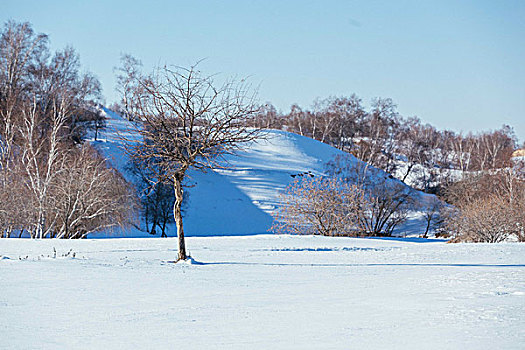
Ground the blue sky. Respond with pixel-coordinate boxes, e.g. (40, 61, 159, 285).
(3, 0, 525, 142)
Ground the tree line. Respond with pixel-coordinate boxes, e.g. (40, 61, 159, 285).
(260, 98, 523, 242)
(251, 97, 520, 192)
(0, 21, 134, 238)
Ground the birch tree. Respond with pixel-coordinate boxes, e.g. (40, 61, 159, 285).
(0, 21, 128, 239)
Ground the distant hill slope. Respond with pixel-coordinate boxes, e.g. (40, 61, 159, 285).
(90, 108, 435, 237)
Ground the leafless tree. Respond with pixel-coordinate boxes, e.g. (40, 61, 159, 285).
(328, 94, 366, 151)
(0, 21, 129, 239)
(52, 145, 135, 238)
(326, 154, 414, 236)
(310, 98, 339, 144)
(272, 176, 366, 236)
(250, 102, 282, 129)
(126, 157, 177, 237)
(352, 98, 400, 173)
(15, 43, 100, 237)
(286, 104, 307, 136)
(0, 166, 33, 237)
(449, 132, 475, 173)
(447, 195, 522, 243)
(420, 196, 445, 238)
(449, 126, 516, 173)
(17, 96, 68, 238)
(397, 117, 434, 183)
(90, 107, 107, 141)
(358, 179, 413, 236)
(444, 169, 525, 242)
(117, 57, 262, 261)
(0, 21, 48, 186)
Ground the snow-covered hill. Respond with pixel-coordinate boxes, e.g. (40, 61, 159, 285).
(91, 108, 435, 237)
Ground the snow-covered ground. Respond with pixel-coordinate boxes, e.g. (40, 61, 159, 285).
(1, 235, 524, 349)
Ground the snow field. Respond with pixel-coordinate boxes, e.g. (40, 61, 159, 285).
(1, 235, 524, 349)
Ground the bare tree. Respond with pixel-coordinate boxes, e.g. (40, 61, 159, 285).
(0, 166, 33, 237)
(90, 107, 107, 141)
(447, 195, 522, 243)
(328, 94, 366, 151)
(0, 21, 48, 187)
(444, 169, 525, 242)
(310, 98, 338, 144)
(420, 196, 444, 238)
(358, 179, 413, 236)
(16, 44, 100, 237)
(117, 57, 262, 261)
(352, 97, 400, 173)
(126, 157, 178, 237)
(449, 132, 475, 173)
(250, 102, 282, 129)
(272, 176, 366, 236)
(326, 154, 414, 236)
(52, 145, 135, 238)
(397, 117, 434, 183)
(286, 104, 307, 136)
(17, 96, 68, 238)
(0, 20, 126, 239)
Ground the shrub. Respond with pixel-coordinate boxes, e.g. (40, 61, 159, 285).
(272, 176, 366, 236)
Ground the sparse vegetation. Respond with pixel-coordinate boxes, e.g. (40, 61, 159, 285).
(272, 176, 366, 236)
(444, 170, 525, 242)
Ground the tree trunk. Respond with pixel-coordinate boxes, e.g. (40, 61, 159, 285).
(161, 222, 167, 238)
(173, 173, 187, 261)
(36, 209, 45, 239)
(401, 163, 414, 183)
(423, 218, 431, 238)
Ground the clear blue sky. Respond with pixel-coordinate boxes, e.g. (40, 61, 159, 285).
(3, 0, 525, 142)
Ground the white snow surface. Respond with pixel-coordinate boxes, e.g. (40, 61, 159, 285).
(1, 235, 524, 349)
(90, 108, 434, 237)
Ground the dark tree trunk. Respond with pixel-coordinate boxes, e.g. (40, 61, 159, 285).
(423, 218, 431, 238)
(173, 173, 187, 261)
(160, 212, 167, 237)
(401, 163, 414, 183)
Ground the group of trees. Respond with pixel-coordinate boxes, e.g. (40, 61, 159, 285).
(265, 97, 522, 241)
(0, 21, 133, 238)
(443, 167, 524, 243)
(252, 98, 519, 194)
(126, 157, 176, 237)
(272, 176, 366, 236)
(2, 20, 522, 251)
(0, 20, 263, 261)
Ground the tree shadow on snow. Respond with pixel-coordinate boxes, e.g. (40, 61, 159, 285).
(254, 247, 393, 252)
(191, 261, 525, 268)
(359, 236, 449, 243)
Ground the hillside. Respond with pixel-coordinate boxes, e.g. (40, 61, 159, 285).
(91, 108, 435, 238)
